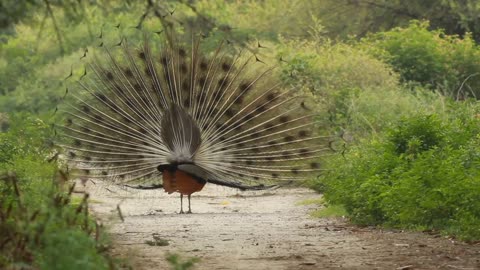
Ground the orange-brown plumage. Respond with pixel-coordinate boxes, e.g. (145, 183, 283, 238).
(161, 169, 206, 213)
(162, 170, 205, 195)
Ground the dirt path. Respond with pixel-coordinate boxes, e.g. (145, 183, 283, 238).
(84, 182, 480, 270)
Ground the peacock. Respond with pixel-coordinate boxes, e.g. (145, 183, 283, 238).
(57, 27, 330, 213)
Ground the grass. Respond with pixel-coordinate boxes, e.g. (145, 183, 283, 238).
(310, 205, 348, 218)
(296, 197, 325, 206)
(297, 197, 347, 218)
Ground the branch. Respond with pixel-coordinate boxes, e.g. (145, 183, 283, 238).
(34, 9, 49, 52)
(43, 0, 65, 55)
(177, 0, 258, 54)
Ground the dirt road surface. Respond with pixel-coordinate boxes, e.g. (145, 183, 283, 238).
(84, 182, 480, 270)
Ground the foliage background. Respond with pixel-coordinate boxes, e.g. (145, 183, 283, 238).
(1, 0, 480, 268)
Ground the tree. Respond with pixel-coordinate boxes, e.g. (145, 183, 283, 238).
(314, 0, 480, 42)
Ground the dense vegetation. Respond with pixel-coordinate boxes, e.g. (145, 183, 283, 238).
(315, 108, 480, 240)
(0, 115, 123, 269)
(1, 0, 480, 268)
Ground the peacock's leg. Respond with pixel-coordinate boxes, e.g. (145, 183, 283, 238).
(179, 194, 185, 214)
(187, 194, 192, 214)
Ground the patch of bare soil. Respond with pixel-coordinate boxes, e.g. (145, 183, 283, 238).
(84, 182, 480, 270)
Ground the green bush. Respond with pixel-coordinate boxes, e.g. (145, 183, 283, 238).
(388, 114, 445, 155)
(0, 114, 118, 269)
(278, 38, 399, 93)
(362, 20, 480, 99)
(275, 38, 411, 137)
(338, 86, 443, 139)
(313, 103, 480, 241)
(276, 37, 449, 139)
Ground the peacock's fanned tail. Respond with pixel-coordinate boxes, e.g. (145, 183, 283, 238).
(57, 31, 330, 188)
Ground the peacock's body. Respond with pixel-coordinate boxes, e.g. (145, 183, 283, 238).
(58, 29, 329, 213)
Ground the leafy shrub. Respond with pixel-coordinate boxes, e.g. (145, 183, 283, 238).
(275, 38, 411, 137)
(339, 86, 443, 139)
(362, 20, 480, 99)
(388, 114, 445, 155)
(313, 103, 480, 241)
(278, 38, 399, 94)
(0, 114, 119, 269)
(275, 37, 449, 139)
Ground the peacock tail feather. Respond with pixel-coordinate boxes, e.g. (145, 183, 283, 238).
(56, 27, 331, 189)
